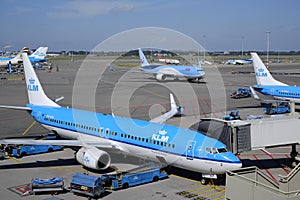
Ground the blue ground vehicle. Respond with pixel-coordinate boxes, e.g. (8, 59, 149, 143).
(263, 102, 291, 115)
(11, 144, 62, 158)
(31, 177, 64, 194)
(102, 163, 168, 190)
(70, 173, 105, 199)
(5, 134, 63, 158)
(223, 110, 241, 120)
(230, 88, 251, 99)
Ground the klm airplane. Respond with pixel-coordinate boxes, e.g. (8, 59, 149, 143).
(138, 48, 205, 82)
(0, 47, 28, 67)
(29, 47, 48, 63)
(251, 53, 300, 103)
(0, 47, 48, 67)
(0, 53, 241, 183)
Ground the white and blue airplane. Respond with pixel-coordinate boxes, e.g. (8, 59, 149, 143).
(0, 47, 48, 67)
(0, 47, 29, 67)
(0, 53, 241, 182)
(29, 47, 48, 63)
(225, 59, 252, 65)
(251, 52, 300, 104)
(138, 48, 205, 82)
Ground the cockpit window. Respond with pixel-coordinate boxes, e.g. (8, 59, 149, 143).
(217, 148, 228, 153)
(206, 147, 227, 154)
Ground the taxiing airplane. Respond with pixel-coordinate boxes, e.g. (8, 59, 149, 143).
(226, 59, 252, 65)
(29, 47, 48, 63)
(251, 52, 300, 103)
(139, 48, 205, 82)
(157, 53, 180, 65)
(0, 47, 29, 67)
(0, 53, 241, 182)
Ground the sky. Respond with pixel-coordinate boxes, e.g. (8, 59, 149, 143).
(0, 0, 300, 52)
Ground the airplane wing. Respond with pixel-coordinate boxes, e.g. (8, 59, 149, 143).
(150, 93, 178, 124)
(0, 138, 129, 151)
(0, 105, 32, 111)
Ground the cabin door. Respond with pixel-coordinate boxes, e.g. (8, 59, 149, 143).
(186, 140, 196, 160)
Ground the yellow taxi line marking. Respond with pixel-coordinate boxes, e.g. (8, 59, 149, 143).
(169, 174, 200, 183)
(187, 184, 211, 192)
(22, 121, 37, 136)
(204, 190, 225, 198)
(196, 187, 216, 195)
(7, 155, 24, 164)
(214, 195, 225, 200)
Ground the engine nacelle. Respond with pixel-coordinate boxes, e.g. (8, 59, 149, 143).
(76, 147, 111, 170)
(156, 73, 166, 81)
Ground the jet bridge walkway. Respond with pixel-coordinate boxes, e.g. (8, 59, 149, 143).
(226, 162, 300, 200)
(192, 114, 300, 155)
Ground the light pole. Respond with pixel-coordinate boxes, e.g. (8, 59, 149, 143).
(241, 36, 244, 58)
(266, 31, 271, 64)
(203, 35, 206, 61)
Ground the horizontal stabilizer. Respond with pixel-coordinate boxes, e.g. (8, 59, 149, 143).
(0, 105, 31, 111)
(249, 86, 261, 100)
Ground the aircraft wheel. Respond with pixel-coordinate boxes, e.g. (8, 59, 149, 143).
(200, 178, 208, 185)
(122, 182, 129, 189)
(153, 176, 159, 182)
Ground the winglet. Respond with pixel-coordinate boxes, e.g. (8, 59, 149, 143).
(150, 93, 178, 124)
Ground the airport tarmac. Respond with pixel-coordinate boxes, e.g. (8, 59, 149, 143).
(0, 56, 300, 199)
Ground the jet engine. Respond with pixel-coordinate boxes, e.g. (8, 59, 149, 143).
(156, 73, 166, 81)
(76, 147, 111, 170)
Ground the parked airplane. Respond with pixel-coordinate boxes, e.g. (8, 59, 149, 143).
(139, 48, 205, 82)
(225, 59, 252, 65)
(0, 47, 29, 67)
(250, 52, 300, 103)
(157, 53, 180, 65)
(29, 47, 48, 63)
(0, 53, 241, 183)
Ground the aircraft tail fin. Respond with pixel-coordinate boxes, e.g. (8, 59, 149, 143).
(251, 53, 287, 86)
(22, 53, 60, 107)
(29, 47, 48, 59)
(10, 47, 29, 63)
(138, 48, 150, 67)
(157, 53, 162, 60)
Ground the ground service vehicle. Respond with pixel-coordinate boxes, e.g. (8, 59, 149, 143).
(11, 144, 62, 158)
(223, 110, 241, 121)
(263, 102, 291, 115)
(102, 163, 168, 190)
(70, 173, 105, 199)
(230, 88, 251, 99)
(30, 177, 64, 194)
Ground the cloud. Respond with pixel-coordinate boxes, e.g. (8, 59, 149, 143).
(47, 0, 136, 19)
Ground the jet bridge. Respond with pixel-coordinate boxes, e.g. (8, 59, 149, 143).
(190, 114, 300, 155)
(190, 118, 251, 154)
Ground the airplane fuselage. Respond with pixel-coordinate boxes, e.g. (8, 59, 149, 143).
(28, 104, 241, 174)
(253, 84, 300, 103)
(142, 65, 205, 79)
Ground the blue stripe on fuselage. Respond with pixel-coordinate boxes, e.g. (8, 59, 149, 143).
(27, 104, 240, 164)
(142, 65, 201, 76)
(253, 85, 300, 99)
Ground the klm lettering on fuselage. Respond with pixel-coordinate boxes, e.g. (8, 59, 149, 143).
(27, 78, 39, 91)
(152, 130, 169, 143)
(256, 68, 267, 77)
